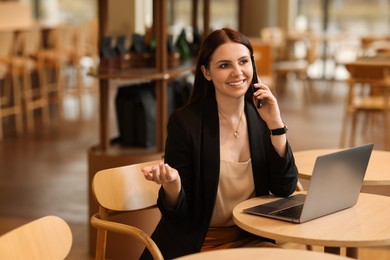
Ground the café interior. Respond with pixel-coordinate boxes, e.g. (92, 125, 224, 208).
(0, 0, 390, 259)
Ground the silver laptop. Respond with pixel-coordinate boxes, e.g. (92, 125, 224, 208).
(243, 143, 374, 223)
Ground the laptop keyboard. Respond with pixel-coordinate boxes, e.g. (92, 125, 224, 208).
(271, 204, 304, 218)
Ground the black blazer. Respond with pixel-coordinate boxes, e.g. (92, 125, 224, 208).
(141, 95, 298, 259)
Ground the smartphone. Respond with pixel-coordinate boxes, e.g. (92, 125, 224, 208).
(251, 56, 264, 108)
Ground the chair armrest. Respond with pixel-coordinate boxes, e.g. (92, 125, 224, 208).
(90, 213, 163, 260)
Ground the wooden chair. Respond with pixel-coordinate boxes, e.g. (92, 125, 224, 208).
(0, 215, 72, 260)
(269, 31, 318, 101)
(66, 21, 99, 116)
(260, 27, 286, 62)
(360, 35, 390, 57)
(0, 31, 24, 138)
(90, 160, 163, 260)
(0, 61, 23, 140)
(341, 61, 390, 149)
(249, 38, 274, 90)
(37, 24, 76, 119)
(13, 25, 50, 131)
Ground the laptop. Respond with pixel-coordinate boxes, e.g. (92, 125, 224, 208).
(243, 143, 374, 223)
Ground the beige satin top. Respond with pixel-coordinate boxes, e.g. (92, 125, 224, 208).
(210, 159, 255, 227)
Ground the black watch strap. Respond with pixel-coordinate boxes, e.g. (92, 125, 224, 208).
(270, 125, 288, 135)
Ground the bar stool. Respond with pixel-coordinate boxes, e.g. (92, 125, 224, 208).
(66, 21, 98, 117)
(37, 24, 76, 119)
(13, 25, 50, 131)
(0, 31, 24, 139)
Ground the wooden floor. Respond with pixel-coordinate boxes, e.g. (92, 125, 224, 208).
(0, 75, 389, 259)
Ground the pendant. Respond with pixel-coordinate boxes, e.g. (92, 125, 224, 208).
(233, 131, 239, 138)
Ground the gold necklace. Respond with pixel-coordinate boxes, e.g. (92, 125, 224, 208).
(218, 108, 245, 138)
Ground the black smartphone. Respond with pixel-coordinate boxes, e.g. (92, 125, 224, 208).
(251, 55, 264, 108)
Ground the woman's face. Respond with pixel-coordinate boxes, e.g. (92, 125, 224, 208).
(201, 42, 253, 100)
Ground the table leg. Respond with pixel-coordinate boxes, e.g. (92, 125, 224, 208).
(324, 246, 340, 255)
(346, 247, 358, 259)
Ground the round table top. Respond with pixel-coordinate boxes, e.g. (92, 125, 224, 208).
(175, 248, 351, 260)
(294, 149, 390, 185)
(233, 192, 390, 248)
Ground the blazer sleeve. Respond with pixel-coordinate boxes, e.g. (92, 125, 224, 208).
(266, 140, 298, 197)
(156, 109, 195, 224)
(247, 101, 298, 198)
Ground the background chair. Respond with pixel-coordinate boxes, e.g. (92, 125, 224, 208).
(262, 28, 318, 101)
(248, 38, 274, 90)
(13, 25, 50, 131)
(37, 24, 74, 120)
(90, 160, 163, 260)
(0, 31, 26, 137)
(0, 215, 72, 260)
(260, 27, 286, 62)
(0, 58, 23, 140)
(65, 21, 99, 118)
(341, 62, 390, 149)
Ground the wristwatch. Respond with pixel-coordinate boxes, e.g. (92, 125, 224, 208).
(270, 125, 288, 135)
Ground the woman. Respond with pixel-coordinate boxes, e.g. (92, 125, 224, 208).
(141, 28, 298, 259)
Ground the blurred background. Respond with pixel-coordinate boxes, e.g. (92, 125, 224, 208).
(1, 0, 390, 259)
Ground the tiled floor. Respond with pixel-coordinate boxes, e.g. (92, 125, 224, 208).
(0, 71, 389, 259)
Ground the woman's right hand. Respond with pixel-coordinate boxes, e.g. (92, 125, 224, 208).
(142, 162, 181, 207)
(142, 162, 180, 185)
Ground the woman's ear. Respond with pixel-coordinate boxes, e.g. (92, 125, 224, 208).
(201, 65, 211, 81)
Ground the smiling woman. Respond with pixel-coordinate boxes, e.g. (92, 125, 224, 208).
(139, 28, 298, 259)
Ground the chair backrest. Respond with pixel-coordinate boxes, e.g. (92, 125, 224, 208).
(260, 27, 285, 61)
(345, 61, 390, 94)
(344, 61, 390, 113)
(250, 39, 273, 78)
(92, 160, 162, 211)
(260, 27, 285, 50)
(0, 215, 72, 260)
(346, 62, 390, 81)
(14, 24, 43, 57)
(47, 24, 75, 52)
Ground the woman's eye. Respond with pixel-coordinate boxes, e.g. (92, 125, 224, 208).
(239, 59, 249, 65)
(219, 63, 230, 68)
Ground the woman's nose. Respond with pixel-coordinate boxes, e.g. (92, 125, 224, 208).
(230, 65, 243, 77)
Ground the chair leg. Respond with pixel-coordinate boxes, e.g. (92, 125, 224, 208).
(95, 228, 107, 260)
(301, 77, 312, 104)
(38, 66, 50, 126)
(340, 111, 350, 148)
(22, 70, 35, 132)
(384, 110, 389, 150)
(75, 62, 85, 118)
(10, 75, 24, 135)
(2, 74, 24, 137)
(55, 65, 65, 119)
(350, 112, 358, 147)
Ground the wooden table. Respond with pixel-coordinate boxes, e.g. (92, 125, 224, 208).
(233, 192, 390, 259)
(175, 248, 351, 260)
(294, 149, 390, 186)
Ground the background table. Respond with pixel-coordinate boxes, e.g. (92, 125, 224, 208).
(233, 192, 390, 259)
(176, 248, 351, 260)
(294, 149, 390, 186)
